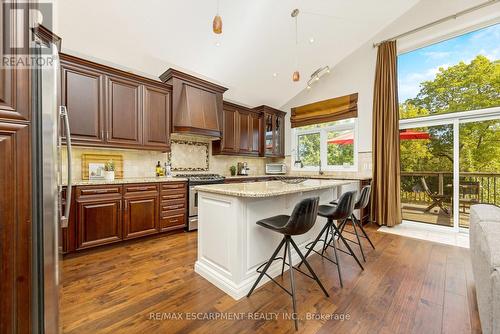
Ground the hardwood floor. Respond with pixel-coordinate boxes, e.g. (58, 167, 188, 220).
(61, 225, 480, 334)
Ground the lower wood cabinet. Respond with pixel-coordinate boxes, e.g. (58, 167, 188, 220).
(76, 197, 123, 250)
(64, 181, 187, 254)
(123, 184, 159, 239)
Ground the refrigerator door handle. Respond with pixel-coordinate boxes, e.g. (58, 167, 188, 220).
(60, 106, 72, 228)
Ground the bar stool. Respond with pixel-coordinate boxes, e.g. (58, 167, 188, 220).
(247, 197, 329, 331)
(333, 185, 375, 262)
(298, 191, 363, 288)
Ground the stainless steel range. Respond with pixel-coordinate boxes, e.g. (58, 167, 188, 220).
(175, 174, 225, 231)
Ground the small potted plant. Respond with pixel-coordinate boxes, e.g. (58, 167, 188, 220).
(229, 165, 237, 176)
(104, 160, 115, 181)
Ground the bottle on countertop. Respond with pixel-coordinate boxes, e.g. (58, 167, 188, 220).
(155, 161, 162, 177)
(164, 162, 172, 177)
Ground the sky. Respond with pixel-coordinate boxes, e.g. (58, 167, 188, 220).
(398, 23, 500, 103)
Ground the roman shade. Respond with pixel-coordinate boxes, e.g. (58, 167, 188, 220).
(290, 93, 358, 128)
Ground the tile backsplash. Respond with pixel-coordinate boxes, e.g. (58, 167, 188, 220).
(62, 135, 372, 182)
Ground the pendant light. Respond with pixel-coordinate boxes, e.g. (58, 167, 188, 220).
(213, 0, 222, 34)
(291, 9, 300, 82)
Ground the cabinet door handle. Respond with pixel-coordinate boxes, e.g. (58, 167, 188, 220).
(124, 200, 128, 211)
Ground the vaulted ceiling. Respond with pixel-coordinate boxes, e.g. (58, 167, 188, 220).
(56, 0, 419, 108)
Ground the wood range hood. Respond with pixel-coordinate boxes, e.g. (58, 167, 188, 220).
(160, 69, 228, 138)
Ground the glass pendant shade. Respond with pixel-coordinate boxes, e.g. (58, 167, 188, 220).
(292, 71, 300, 82)
(213, 15, 222, 34)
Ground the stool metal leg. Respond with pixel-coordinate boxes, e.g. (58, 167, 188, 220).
(286, 237, 298, 331)
(281, 240, 288, 276)
(297, 221, 330, 268)
(247, 238, 286, 297)
(329, 229, 343, 287)
(321, 224, 330, 256)
(351, 218, 366, 262)
(289, 237, 329, 297)
(331, 221, 364, 271)
(353, 214, 376, 250)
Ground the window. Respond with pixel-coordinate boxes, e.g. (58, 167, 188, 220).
(397, 23, 500, 230)
(293, 118, 357, 171)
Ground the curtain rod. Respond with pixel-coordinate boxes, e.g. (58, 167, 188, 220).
(373, 0, 500, 48)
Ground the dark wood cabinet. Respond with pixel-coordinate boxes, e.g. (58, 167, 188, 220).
(160, 69, 227, 137)
(60, 61, 105, 144)
(63, 181, 187, 253)
(59, 53, 172, 152)
(219, 102, 239, 153)
(1, 4, 35, 332)
(255, 105, 286, 158)
(159, 182, 187, 231)
(75, 185, 123, 250)
(249, 111, 262, 155)
(212, 101, 263, 156)
(106, 76, 142, 146)
(123, 184, 159, 239)
(143, 85, 171, 150)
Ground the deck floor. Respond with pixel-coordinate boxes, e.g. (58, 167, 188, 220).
(61, 225, 480, 334)
(402, 202, 471, 228)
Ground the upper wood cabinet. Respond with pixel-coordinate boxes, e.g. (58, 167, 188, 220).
(59, 53, 172, 151)
(143, 85, 171, 150)
(212, 101, 262, 156)
(255, 105, 286, 158)
(249, 111, 262, 155)
(160, 69, 227, 137)
(60, 61, 105, 144)
(106, 76, 142, 146)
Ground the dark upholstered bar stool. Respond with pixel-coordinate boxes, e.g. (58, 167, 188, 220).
(332, 185, 375, 262)
(298, 191, 363, 288)
(247, 197, 329, 331)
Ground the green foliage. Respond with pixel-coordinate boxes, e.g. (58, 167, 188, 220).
(400, 55, 500, 175)
(408, 55, 500, 114)
(298, 133, 320, 166)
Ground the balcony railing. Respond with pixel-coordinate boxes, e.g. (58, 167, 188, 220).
(401, 171, 500, 207)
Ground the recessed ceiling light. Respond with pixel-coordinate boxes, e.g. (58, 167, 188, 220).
(215, 41, 221, 47)
(272, 73, 278, 78)
(309, 37, 315, 44)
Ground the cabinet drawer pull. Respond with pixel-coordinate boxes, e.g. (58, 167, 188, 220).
(163, 194, 184, 199)
(162, 184, 183, 189)
(164, 204, 184, 210)
(129, 186, 154, 191)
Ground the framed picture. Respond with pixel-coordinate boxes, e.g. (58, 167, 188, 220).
(88, 162, 105, 180)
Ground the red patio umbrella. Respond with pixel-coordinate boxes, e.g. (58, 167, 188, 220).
(327, 130, 430, 145)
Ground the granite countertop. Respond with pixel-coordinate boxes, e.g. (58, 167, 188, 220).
(223, 174, 372, 181)
(64, 177, 188, 186)
(195, 179, 353, 198)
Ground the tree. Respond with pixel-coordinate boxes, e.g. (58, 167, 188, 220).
(401, 55, 500, 174)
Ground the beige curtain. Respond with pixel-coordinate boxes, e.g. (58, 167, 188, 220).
(371, 41, 402, 227)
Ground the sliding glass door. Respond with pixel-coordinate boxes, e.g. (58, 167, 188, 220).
(458, 118, 500, 228)
(400, 123, 454, 227)
(400, 111, 500, 230)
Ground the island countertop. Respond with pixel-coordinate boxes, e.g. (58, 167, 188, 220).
(195, 179, 353, 198)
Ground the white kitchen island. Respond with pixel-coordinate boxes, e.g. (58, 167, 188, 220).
(194, 179, 354, 300)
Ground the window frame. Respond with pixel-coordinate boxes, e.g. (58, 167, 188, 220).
(291, 118, 358, 172)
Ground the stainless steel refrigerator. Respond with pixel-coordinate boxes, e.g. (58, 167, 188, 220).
(32, 27, 72, 333)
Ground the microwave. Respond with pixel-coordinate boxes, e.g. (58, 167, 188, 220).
(266, 163, 287, 175)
